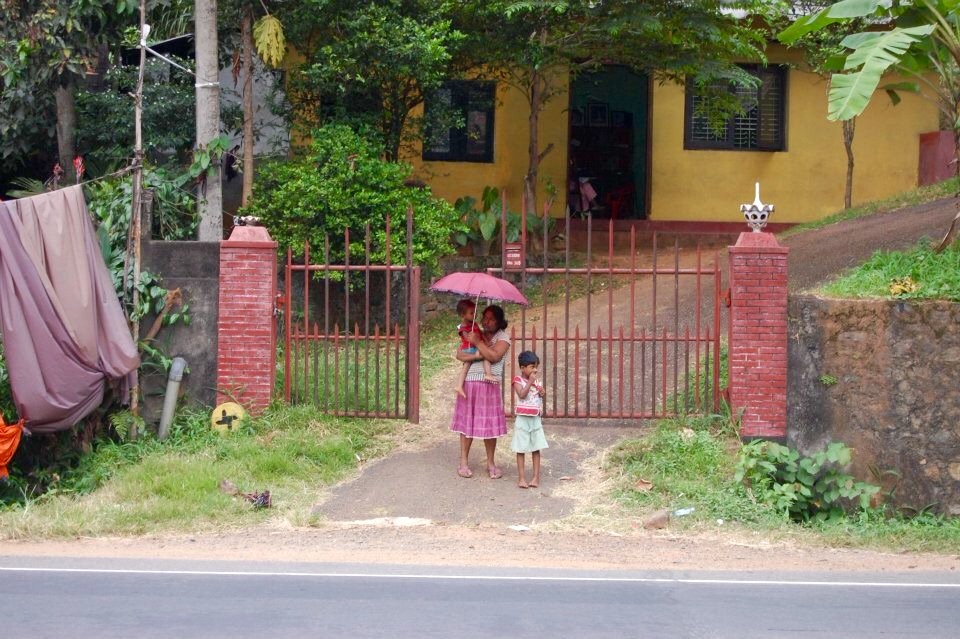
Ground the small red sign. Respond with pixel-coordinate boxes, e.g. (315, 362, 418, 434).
(504, 242, 524, 270)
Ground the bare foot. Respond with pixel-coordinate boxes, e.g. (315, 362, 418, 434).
(517, 481, 529, 489)
(529, 478, 539, 488)
(483, 374, 498, 383)
(456, 386, 467, 399)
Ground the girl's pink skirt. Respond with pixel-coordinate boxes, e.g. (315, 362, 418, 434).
(450, 381, 506, 439)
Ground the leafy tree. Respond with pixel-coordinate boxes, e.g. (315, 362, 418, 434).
(0, 0, 138, 182)
(241, 124, 461, 275)
(76, 58, 199, 172)
(452, 0, 768, 214)
(780, 0, 960, 248)
(770, 1, 866, 209)
(275, 0, 465, 161)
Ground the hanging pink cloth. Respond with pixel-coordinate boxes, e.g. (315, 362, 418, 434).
(0, 185, 139, 433)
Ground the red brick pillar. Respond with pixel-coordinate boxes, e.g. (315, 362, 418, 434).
(728, 232, 789, 438)
(216, 225, 277, 413)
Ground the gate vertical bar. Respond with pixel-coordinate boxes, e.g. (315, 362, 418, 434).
(364, 224, 372, 413)
(541, 199, 550, 371)
(551, 325, 558, 415)
(585, 214, 592, 413)
(302, 241, 311, 403)
(573, 324, 581, 417)
(384, 216, 392, 415)
(323, 237, 331, 412)
(607, 219, 614, 414)
(713, 252, 722, 412)
(343, 229, 351, 413)
(661, 327, 668, 417)
(311, 320, 318, 404)
(406, 206, 420, 423)
(333, 324, 340, 413)
(394, 322, 401, 415)
(629, 226, 636, 416)
(284, 247, 292, 402)
(695, 242, 702, 409)
(673, 237, 680, 414)
(640, 328, 646, 415)
(563, 212, 571, 416)
(595, 327, 602, 415)
(650, 232, 658, 414)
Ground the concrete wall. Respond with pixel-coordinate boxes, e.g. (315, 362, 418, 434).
(788, 296, 960, 515)
(141, 234, 220, 423)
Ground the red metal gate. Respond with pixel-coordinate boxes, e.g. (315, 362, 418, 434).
(282, 212, 420, 422)
(495, 215, 723, 420)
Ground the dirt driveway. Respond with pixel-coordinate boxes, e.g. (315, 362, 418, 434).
(5, 198, 959, 571)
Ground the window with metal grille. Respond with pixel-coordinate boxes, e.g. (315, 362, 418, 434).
(423, 81, 495, 162)
(684, 65, 786, 151)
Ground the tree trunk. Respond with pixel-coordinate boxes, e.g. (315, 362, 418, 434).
(524, 68, 542, 218)
(842, 118, 855, 210)
(933, 124, 960, 253)
(241, 7, 254, 206)
(55, 81, 77, 183)
(195, 0, 223, 240)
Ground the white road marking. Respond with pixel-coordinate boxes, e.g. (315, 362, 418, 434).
(1, 565, 958, 588)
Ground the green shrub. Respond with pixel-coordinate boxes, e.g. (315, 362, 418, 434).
(76, 58, 240, 172)
(735, 440, 880, 522)
(243, 124, 460, 275)
(453, 186, 501, 247)
(821, 241, 960, 301)
(85, 168, 195, 322)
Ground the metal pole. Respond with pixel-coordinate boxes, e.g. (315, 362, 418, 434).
(127, 0, 147, 437)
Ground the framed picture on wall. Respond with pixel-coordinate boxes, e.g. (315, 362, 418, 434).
(570, 107, 584, 126)
(587, 102, 608, 127)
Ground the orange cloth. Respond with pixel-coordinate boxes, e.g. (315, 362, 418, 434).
(0, 414, 24, 480)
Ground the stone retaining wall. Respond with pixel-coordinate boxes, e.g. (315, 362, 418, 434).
(787, 296, 960, 515)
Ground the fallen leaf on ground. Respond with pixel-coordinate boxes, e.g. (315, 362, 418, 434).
(634, 478, 654, 491)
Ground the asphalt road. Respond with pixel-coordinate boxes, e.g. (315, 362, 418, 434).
(3, 557, 959, 638)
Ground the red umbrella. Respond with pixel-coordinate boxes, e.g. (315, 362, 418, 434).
(430, 271, 529, 306)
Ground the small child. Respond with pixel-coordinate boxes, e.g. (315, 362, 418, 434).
(455, 299, 496, 398)
(511, 350, 549, 488)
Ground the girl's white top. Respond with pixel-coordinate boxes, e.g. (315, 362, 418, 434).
(513, 375, 543, 413)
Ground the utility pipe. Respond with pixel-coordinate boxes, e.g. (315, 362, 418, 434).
(158, 357, 187, 440)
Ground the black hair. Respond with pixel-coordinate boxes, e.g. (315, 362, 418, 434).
(455, 299, 475, 315)
(483, 305, 508, 331)
(518, 350, 539, 366)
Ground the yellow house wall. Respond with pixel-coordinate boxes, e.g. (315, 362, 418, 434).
(650, 57, 940, 223)
(404, 74, 570, 216)
(404, 52, 940, 224)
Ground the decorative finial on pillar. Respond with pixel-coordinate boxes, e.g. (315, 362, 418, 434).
(740, 182, 774, 232)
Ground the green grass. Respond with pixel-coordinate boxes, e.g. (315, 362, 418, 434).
(821, 241, 960, 302)
(778, 176, 960, 239)
(0, 404, 396, 538)
(607, 411, 960, 553)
